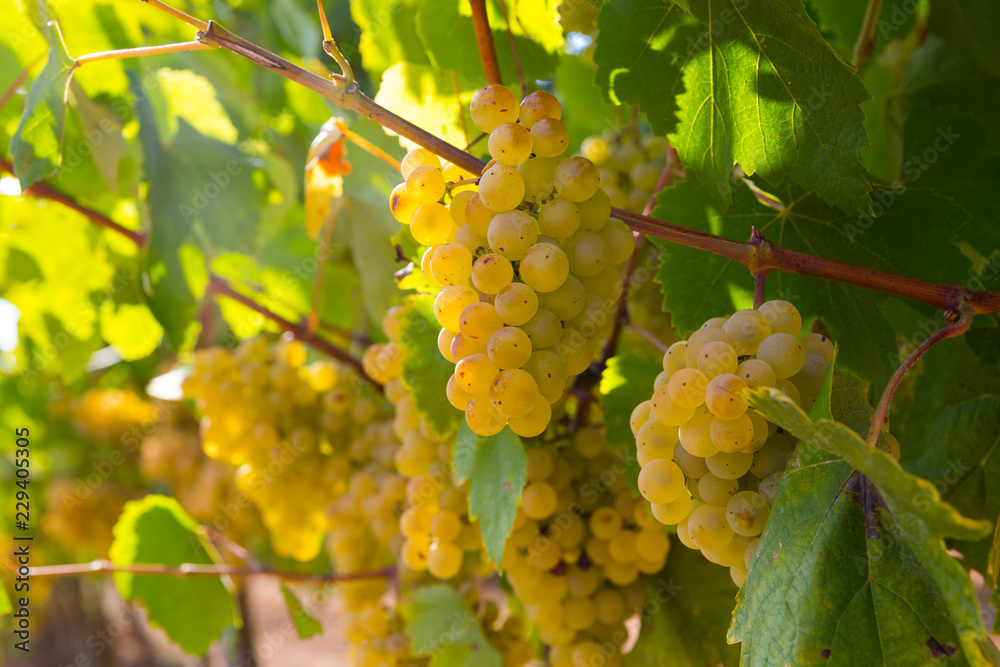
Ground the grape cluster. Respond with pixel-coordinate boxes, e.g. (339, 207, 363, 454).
(389, 84, 630, 438)
(629, 300, 844, 585)
(183, 337, 387, 561)
(502, 428, 671, 667)
(69, 388, 158, 442)
(580, 133, 669, 214)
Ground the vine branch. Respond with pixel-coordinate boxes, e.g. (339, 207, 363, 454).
(469, 0, 503, 85)
(27, 558, 394, 584)
(852, 0, 886, 70)
(865, 308, 973, 447)
(60, 3, 1000, 318)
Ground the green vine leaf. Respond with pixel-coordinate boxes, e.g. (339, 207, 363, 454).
(928, 0, 1000, 81)
(594, 0, 873, 214)
(452, 423, 526, 570)
(399, 294, 462, 437)
(10, 21, 74, 190)
(402, 584, 502, 666)
(650, 178, 971, 394)
(109, 495, 238, 655)
(280, 585, 323, 639)
(600, 352, 662, 493)
(730, 371, 994, 666)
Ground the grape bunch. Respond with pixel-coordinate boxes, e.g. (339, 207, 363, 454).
(388, 84, 631, 438)
(69, 387, 158, 442)
(501, 428, 672, 667)
(628, 300, 849, 585)
(580, 132, 669, 214)
(183, 336, 388, 561)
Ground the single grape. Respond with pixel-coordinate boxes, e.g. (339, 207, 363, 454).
(405, 165, 446, 205)
(410, 203, 454, 246)
(637, 458, 685, 504)
(487, 210, 538, 261)
(686, 504, 734, 551)
(518, 157, 556, 203)
(696, 340, 739, 379)
(465, 397, 506, 436)
(668, 368, 709, 408)
(737, 359, 777, 389)
(530, 118, 569, 157)
(564, 232, 610, 277)
(427, 540, 463, 579)
(487, 326, 533, 369)
(684, 328, 732, 368)
(538, 198, 581, 240)
(709, 413, 755, 453)
(520, 242, 571, 293)
(490, 369, 540, 418)
(800, 332, 835, 362)
(705, 450, 754, 480)
(758, 300, 802, 336)
(756, 333, 806, 379)
(650, 384, 696, 426)
(553, 157, 600, 202)
(518, 90, 562, 128)
(705, 374, 749, 420)
(464, 193, 496, 237)
(724, 309, 772, 355)
(726, 490, 770, 536)
(471, 253, 514, 294)
(537, 276, 586, 320)
(489, 122, 533, 166)
(507, 397, 551, 437)
(389, 183, 420, 224)
(454, 352, 499, 395)
(479, 163, 525, 212)
(521, 308, 561, 348)
(662, 341, 687, 374)
(522, 481, 558, 519)
(470, 84, 519, 133)
(698, 473, 739, 506)
(400, 147, 442, 178)
(495, 283, 539, 325)
(434, 285, 479, 332)
(429, 243, 473, 286)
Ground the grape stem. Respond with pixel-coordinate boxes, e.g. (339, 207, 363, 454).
(750, 227, 770, 309)
(865, 307, 973, 448)
(625, 323, 669, 354)
(25, 558, 395, 584)
(0, 158, 376, 382)
(102, 5, 1000, 317)
(852, 0, 886, 69)
(469, 0, 503, 86)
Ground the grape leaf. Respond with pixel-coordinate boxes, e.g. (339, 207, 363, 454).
(594, 0, 873, 215)
(279, 584, 323, 639)
(109, 495, 238, 655)
(650, 178, 971, 394)
(374, 63, 474, 151)
(625, 547, 739, 666)
(452, 423, 526, 570)
(10, 21, 74, 190)
(402, 584, 502, 666)
(907, 396, 1000, 573)
(928, 0, 1000, 81)
(599, 352, 662, 492)
(399, 294, 462, 437)
(416, 0, 560, 89)
(806, 0, 917, 62)
(730, 371, 996, 666)
(98, 301, 163, 361)
(68, 80, 130, 194)
(350, 0, 431, 81)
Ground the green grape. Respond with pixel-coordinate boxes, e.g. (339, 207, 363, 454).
(755, 333, 806, 379)
(448, 189, 475, 225)
(519, 90, 562, 128)
(518, 157, 556, 203)
(470, 84, 520, 133)
(487, 326, 533, 369)
(687, 504, 734, 550)
(520, 350, 566, 403)
(400, 147, 442, 178)
(723, 308, 772, 355)
(709, 413, 755, 453)
(791, 353, 829, 396)
(650, 488, 694, 525)
(538, 275, 586, 320)
(635, 421, 675, 465)
(726, 490, 770, 536)
(800, 332, 835, 362)
(410, 203, 454, 246)
(705, 374, 749, 420)
(758, 299, 802, 336)
(489, 122, 533, 166)
(564, 231, 610, 277)
(405, 164, 446, 204)
(479, 163, 525, 212)
(697, 473, 739, 506)
(577, 189, 612, 233)
(450, 332, 487, 362)
(427, 540, 463, 579)
(758, 471, 783, 505)
(471, 253, 514, 294)
(522, 481, 558, 519)
(637, 458, 685, 504)
(520, 242, 570, 293)
(530, 118, 569, 157)
(678, 405, 720, 457)
(650, 385, 696, 426)
(581, 135, 609, 163)
(737, 359, 777, 389)
(557, 328, 594, 376)
(446, 374, 473, 410)
(667, 368, 708, 408)
(434, 285, 479, 332)
(465, 397, 506, 436)
(459, 301, 504, 343)
(487, 210, 538, 260)
(464, 192, 496, 237)
(705, 450, 753, 480)
(684, 327, 732, 367)
(600, 219, 635, 264)
(539, 198, 581, 240)
(662, 341, 687, 374)
(749, 432, 796, 479)
(507, 397, 551, 437)
(672, 441, 708, 477)
(389, 183, 420, 224)
(490, 369, 540, 418)
(696, 340, 739, 379)
(554, 156, 600, 202)
(495, 283, 539, 325)
(521, 308, 562, 348)
(630, 400, 652, 436)
(429, 243, 473, 286)
(454, 352, 500, 395)
(454, 224, 488, 255)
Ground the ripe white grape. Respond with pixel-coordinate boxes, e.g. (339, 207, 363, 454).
(487, 326, 533, 370)
(471, 253, 514, 294)
(724, 309, 772, 355)
(758, 300, 802, 336)
(434, 285, 479, 332)
(756, 333, 806, 379)
(490, 369, 540, 418)
(405, 165, 446, 204)
(577, 189, 612, 232)
(518, 90, 561, 128)
(537, 276, 586, 320)
(517, 158, 556, 203)
(705, 374, 749, 420)
(400, 147, 442, 178)
(487, 210, 538, 261)
(519, 243, 570, 293)
(696, 340, 739, 378)
(410, 203, 454, 246)
(553, 157, 600, 202)
(687, 504, 734, 551)
(470, 84, 519, 133)
(530, 118, 569, 157)
(684, 327, 732, 368)
(800, 332, 835, 362)
(538, 198, 581, 240)
(429, 243, 472, 286)
(489, 122, 533, 166)
(726, 490, 770, 536)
